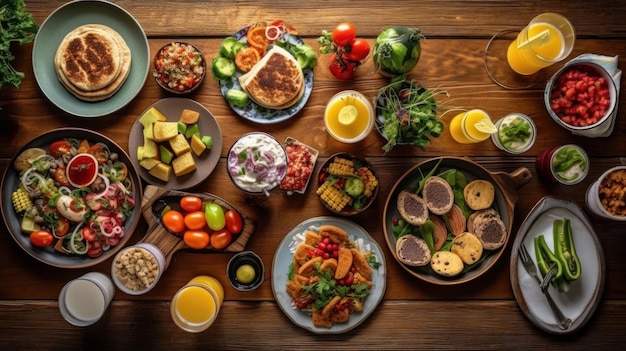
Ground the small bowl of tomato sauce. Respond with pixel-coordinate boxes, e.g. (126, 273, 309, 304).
(153, 42, 206, 94)
(545, 61, 618, 137)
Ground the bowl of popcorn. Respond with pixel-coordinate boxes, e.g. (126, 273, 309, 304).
(111, 243, 165, 295)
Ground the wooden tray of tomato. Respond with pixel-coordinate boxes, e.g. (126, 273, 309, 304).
(139, 185, 255, 269)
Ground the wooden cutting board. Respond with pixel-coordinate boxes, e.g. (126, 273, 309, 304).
(138, 185, 256, 269)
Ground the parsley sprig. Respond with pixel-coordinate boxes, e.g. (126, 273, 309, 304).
(302, 263, 370, 310)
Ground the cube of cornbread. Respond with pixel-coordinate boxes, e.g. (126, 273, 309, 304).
(139, 158, 161, 170)
(148, 162, 172, 182)
(139, 107, 167, 140)
(139, 137, 158, 160)
(172, 151, 196, 176)
(179, 109, 200, 124)
(190, 134, 207, 156)
(153, 121, 179, 142)
(169, 133, 191, 156)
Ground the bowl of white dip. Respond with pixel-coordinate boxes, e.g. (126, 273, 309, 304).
(227, 132, 288, 196)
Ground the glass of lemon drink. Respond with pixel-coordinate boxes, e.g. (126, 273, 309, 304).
(449, 109, 497, 144)
(507, 13, 575, 75)
(171, 275, 225, 333)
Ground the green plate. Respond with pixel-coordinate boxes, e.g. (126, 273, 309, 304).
(32, 0, 149, 117)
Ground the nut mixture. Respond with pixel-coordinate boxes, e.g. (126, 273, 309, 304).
(114, 247, 160, 291)
(598, 169, 626, 216)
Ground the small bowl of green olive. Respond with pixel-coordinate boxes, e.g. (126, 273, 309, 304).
(227, 251, 265, 292)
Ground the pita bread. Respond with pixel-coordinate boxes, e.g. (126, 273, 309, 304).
(239, 45, 304, 109)
(55, 24, 131, 101)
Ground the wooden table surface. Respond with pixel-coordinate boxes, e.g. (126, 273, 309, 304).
(1, 0, 626, 349)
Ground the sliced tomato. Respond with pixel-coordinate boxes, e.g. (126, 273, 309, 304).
(54, 168, 70, 187)
(235, 47, 261, 73)
(81, 226, 97, 242)
(87, 144, 109, 164)
(87, 240, 103, 258)
(247, 26, 271, 51)
(76, 139, 91, 154)
(49, 140, 72, 158)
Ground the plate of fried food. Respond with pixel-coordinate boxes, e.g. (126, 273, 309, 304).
(32, 0, 150, 117)
(383, 157, 532, 285)
(272, 217, 386, 334)
(213, 19, 316, 124)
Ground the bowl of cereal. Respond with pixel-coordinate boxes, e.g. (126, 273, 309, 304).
(153, 42, 206, 94)
(585, 166, 626, 220)
(111, 243, 166, 295)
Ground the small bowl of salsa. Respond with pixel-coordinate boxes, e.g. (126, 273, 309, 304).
(324, 90, 374, 143)
(153, 42, 206, 94)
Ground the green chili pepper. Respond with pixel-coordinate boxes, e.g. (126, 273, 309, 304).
(534, 235, 571, 293)
(553, 218, 581, 281)
(419, 219, 435, 253)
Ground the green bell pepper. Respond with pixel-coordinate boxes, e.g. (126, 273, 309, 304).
(553, 218, 581, 281)
(534, 234, 570, 293)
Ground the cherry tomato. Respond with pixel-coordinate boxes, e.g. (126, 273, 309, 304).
(344, 38, 370, 61)
(87, 240, 103, 258)
(87, 144, 109, 164)
(204, 203, 225, 231)
(81, 227, 97, 242)
(30, 230, 53, 247)
(49, 140, 72, 158)
(76, 139, 91, 154)
(210, 229, 232, 250)
(183, 230, 210, 249)
(328, 54, 355, 80)
(224, 210, 243, 234)
(54, 168, 70, 187)
(332, 22, 356, 46)
(180, 196, 202, 212)
(162, 210, 185, 234)
(184, 211, 206, 230)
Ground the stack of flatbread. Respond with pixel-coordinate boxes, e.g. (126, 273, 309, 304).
(238, 45, 304, 109)
(55, 24, 131, 101)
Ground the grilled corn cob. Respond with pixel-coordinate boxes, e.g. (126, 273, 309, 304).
(12, 187, 33, 213)
(327, 157, 355, 176)
(317, 181, 352, 212)
(358, 167, 379, 197)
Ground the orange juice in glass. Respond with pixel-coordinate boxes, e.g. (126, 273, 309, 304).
(171, 275, 224, 333)
(449, 109, 496, 143)
(507, 13, 575, 75)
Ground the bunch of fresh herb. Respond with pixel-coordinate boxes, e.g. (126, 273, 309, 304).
(377, 74, 446, 152)
(1, 0, 38, 89)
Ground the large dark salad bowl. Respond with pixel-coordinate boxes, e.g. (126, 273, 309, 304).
(1, 128, 143, 268)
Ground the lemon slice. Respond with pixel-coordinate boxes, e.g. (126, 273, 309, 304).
(474, 119, 497, 134)
(518, 29, 551, 49)
(338, 105, 358, 125)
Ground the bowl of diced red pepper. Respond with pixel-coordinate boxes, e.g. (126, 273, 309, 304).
(545, 61, 617, 135)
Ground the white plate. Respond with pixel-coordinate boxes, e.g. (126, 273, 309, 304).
(271, 216, 386, 334)
(128, 98, 223, 190)
(32, 0, 150, 117)
(510, 196, 605, 334)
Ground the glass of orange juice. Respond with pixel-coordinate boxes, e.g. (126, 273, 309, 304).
(507, 13, 575, 75)
(171, 275, 224, 333)
(449, 109, 496, 144)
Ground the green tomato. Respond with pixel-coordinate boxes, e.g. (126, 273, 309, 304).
(204, 203, 226, 231)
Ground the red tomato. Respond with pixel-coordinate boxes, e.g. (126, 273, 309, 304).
(87, 240, 103, 258)
(162, 210, 185, 234)
(328, 54, 355, 80)
(332, 22, 356, 46)
(49, 140, 72, 158)
(344, 38, 370, 61)
(210, 229, 232, 250)
(81, 227, 97, 242)
(184, 211, 206, 230)
(54, 168, 70, 187)
(180, 196, 202, 212)
(224, 210, 243, 234)
(184, 230, 210, 249)
(30, 230, 53, 247)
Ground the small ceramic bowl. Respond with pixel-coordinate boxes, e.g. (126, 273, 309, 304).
(324, 90, 374, 143)
(227, 251, 265, 291)
(544, 61, 617, 137)
(111, 243, 165, 295)
(153, 42, 206, 94)
(585, 166, 626, 221)
(316, 153, 379, 216)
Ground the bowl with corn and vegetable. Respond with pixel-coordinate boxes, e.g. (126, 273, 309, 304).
(316, 153, 379, 216)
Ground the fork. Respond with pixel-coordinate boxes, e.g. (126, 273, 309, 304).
(518, 244, 571, 330)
